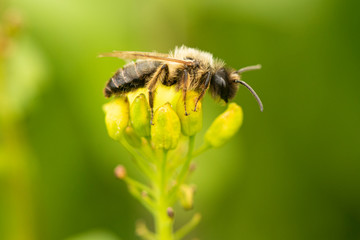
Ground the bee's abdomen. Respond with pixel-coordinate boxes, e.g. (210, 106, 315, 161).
(104, 60, 161, 97)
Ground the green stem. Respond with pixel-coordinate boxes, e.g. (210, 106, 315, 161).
(136, 220, 156, 240)
(120, 138, 154, 179)
(0, 47, 35, 240)
(169, 135, 195, 204)
(154, 150, 174, 240)
(161, 150, 168, 192)
(174, 213, 201, 240)
(125, 177, 154, 197)
(191, 142, 210, 158)
(127, 184, 155, 213)
(141, 138, 157, 163)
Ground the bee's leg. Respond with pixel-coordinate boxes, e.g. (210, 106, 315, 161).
(148, 64, 169, 124)
(182, 69, 189, 116)
(148, 91, 155, 125)
(194, 72, 211, 111)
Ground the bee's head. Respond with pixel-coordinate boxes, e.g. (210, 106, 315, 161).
(210, 65, 263, 111)
(210, 68, 238, 103)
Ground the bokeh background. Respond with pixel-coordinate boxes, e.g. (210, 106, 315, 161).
(1, 0, 360, 239)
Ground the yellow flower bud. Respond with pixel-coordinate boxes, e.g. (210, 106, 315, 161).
(130, 93, 151, 137)
(124, 126, 142, 148)
(151, 103, 181, 150)
(127, 86, 181, 112)
(103, 97, 129, 141)
(179, 184, 196, 210)
(127, 88, 148, 105)
(154, 85, 181, 110)
(176, 91, 203, 136)
(204, 103, 243, 148)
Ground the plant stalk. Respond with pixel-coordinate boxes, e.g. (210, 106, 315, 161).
(154, 150, 174, 240)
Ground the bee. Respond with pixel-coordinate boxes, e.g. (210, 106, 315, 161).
(100, 46, 263, 121)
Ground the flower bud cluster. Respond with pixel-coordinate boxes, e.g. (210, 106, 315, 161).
(103, 85, 243, 150)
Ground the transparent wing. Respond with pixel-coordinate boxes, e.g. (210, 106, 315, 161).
(99, 51, 194, 65)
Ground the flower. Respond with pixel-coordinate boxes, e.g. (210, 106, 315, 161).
(103, 85, 245, 240)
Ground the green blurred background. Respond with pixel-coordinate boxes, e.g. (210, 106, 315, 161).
(1, 0, 360, 239)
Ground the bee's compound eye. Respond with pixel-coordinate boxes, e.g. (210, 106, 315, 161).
(211, 68, 231, 103)
(213, 74, 226, 88)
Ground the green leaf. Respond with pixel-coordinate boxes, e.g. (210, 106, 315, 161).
(65, 230, 121, 240)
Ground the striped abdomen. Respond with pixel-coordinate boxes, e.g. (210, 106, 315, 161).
(104, 60, 161, 97)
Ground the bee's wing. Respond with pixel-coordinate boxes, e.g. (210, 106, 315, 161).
(99, 51, 194, 66)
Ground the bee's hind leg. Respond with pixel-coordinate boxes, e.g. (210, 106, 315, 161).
(148, 64, 169, 124)
(194, 72, 211, 111)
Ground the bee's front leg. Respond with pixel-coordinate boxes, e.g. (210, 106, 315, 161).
(194, 72, 211, 112)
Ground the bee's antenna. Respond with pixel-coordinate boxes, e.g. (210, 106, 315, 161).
(235, 64, 262, 74)
(234, 80, 263, 112)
